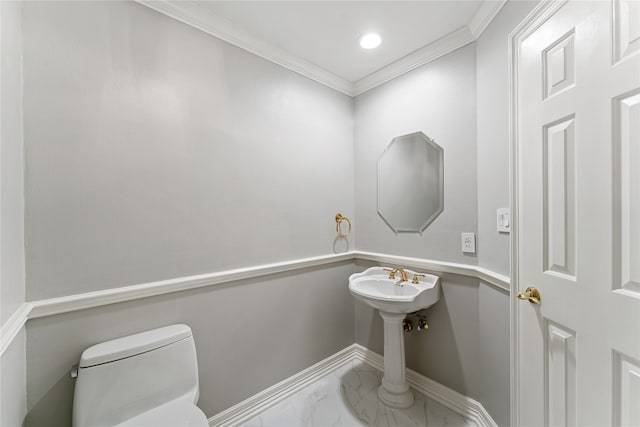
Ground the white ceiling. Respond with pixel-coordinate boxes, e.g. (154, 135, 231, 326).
(196, 1, 482, 82)
(138, 1, 507, 96)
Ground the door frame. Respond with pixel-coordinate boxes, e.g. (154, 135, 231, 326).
(508, 1, 568, 425)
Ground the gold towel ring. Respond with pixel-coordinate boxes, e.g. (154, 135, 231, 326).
(335, 213, 351, 238)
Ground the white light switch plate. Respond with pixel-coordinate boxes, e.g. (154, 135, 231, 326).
(497, 208, 510, 233)
(461, 233, 476, 253)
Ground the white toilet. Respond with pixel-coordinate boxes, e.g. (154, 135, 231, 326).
(72, 324, 209, 427)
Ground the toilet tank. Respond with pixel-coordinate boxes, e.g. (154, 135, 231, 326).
(73, 324, 200, 427)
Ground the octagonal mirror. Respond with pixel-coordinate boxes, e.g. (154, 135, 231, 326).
(377, 131, 444, 233)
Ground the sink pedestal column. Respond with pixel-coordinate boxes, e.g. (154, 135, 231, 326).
(377, 310, 414, 408)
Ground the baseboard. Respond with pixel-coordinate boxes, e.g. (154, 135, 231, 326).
(208, 344, 498, 427)
(207, 344, 357, 426)
(351, 345, 498, 427)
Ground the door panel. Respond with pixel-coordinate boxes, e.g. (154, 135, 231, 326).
(613, 89, 640, 295)
(613, 0, 640, 62)
(613, 351, 640, 426)
(543, 114, 576, 279)
(545, 320, 577, 427)
(516, 1, 640, 426)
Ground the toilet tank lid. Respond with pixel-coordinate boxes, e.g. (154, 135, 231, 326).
(79, 324, 193, 368)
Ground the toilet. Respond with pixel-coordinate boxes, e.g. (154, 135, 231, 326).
(72, 324, 209, 427)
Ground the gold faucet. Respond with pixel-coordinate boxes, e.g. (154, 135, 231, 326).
(383, 268, 408, 282)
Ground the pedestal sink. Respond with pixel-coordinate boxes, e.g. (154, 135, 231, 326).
(349, 266, 441, 409)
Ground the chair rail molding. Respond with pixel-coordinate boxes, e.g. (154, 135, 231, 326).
(0, 303, 31, 355)
(0, 251, 509, 357)
(134, 0, 506, 97)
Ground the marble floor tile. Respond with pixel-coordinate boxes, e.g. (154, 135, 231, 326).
(239, 361, 475, 427)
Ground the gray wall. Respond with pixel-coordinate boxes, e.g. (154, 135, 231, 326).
(14, 2, 540, 427)
(21, 1, 355, 426)
(473, 3, 540, 425)
(476, 0, 539, 275)
(22, 0, 354, 300)
(1, 1, 28, 426)
(478, 281, 511, 427)
(353, 43, 478, 265)
(351, 38, 486, 406)
(25, 262, 355, 426)
(352, 28, 521, 425)
(1, 0, 25, 326)
(1, 330, 27, 427)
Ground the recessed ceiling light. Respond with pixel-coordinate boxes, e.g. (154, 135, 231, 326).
(359, 33, 381, 50)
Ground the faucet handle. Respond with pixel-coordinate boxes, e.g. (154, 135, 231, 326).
(412, 274, 426, 284)
(383, 268, 396, 279)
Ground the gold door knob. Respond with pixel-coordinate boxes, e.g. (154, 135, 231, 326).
(516, 287, 541, 304)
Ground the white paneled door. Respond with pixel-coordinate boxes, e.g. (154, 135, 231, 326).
(514, 1, 640, 426)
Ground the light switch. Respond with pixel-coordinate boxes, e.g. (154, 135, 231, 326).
(497, 208, 510, 233)
(461, 233, 476, 254)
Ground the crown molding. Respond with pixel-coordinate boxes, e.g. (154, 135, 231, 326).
(353, 0, 507, 95)
(135, 0, 507, 98)
(468, 0, 508, 39)
(135, 0, 355, 96)
(353, 26, 476, 96)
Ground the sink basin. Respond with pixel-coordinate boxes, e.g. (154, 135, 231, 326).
(349, 266, 440, 313)
(349, 266, 441, 409)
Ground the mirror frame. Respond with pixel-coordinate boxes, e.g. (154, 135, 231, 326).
(377, 131, 444, 233)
